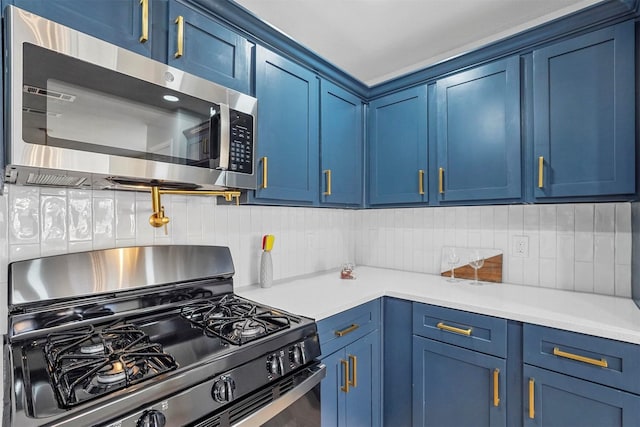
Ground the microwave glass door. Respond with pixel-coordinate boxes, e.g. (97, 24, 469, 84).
(21, 43, 218, 168)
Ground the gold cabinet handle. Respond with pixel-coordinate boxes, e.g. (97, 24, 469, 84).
(436, 322, 472, 336)
(323, 169, 332, 196)
(538, 156, 544, 188)
(261, 156, 268, 189)
(335, 323, 359, 337)
(438, 167, 444, 194)
(493, 368, 500, 407)
(552, 347, 608, 368)
(174, 16, 184, 58)
(139, 0, 149, 43)
(528, 378, 535, 419)
(340, 359, 349, 393)
(348, 354, 357, 388)
(418, 169, 425, 195)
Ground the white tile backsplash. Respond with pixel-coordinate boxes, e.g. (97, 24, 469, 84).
(0, 186, 633, 299)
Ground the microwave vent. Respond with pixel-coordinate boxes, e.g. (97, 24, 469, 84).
(26, 173, 87, 187)
(23, 85, 76, 102)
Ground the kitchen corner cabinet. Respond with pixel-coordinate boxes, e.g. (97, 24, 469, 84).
(533, 21, 635, 199)
(523, 324, 640, 426)
(167, 0, 252, 94)
(368, 85, 428, 206)
(412, 303, 509, 427)
(320, 80, 364, 206)
(317, 300, 382, 427)
(10, 1, 252, 95)
(436, 57, 521, 203)
(251, 46, 320, 205)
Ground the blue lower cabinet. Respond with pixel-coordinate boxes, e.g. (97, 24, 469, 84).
(321, 330, 381, 427)
(412, 336, 507, 427)
(524, 365, 640, 427)
(384, 298, 413, 427)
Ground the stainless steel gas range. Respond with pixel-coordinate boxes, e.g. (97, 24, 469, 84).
(3, 246, 324, 426)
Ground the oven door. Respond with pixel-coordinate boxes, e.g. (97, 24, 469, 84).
(191, 363, 325, 427)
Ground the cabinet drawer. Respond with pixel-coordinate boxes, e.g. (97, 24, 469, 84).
(524, 324, 640, 394)
(317, 300, 381, 356)
(412, 303, 507, 358)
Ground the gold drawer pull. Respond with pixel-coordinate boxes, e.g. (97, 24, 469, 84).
(139, 0, 149, 43)
(436, 322, 472, 336)
(348, 354, 357, 388)
(528, 378, 535, 419)
(174, 15, 184, 58)
(340, 359, 349, 393)
(335, 323, 359, 337)
(553, 347, 608, 368)
(493, 368, 500, 407)
(438, 167, 444, 194)
(538, 156, 544, 188)
(418, 169, 425, 195)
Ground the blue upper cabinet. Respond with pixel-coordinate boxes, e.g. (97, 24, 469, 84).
(368, 86, 428, 206)
(320, 81, 364, 206)
(12, 0, 152, 56)
(436, 57, 521, 203)
(168, 1, 252, 94)
(252, 46, 319, 204)
(533, 21, 635, 200)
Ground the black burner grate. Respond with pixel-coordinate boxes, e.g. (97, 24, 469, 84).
(180, 295, 292, 345)
(44, 322, 177, 408)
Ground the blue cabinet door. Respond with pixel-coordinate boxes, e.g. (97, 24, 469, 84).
(524, 365, 640, 427)
(533, 21, 635, 199)
(368, 86, 428, 205)
(321, 331, 381, 427)
(321, 349, 347, 427)
(12, 0, 152, 56)
(253, 46, 319, 204)
(168, 1, 251, 94)
(384, 298, 413, 427)
(320, 80, 363, 206)
(436, 57, 521, 202)
(413, 336, 507, 427)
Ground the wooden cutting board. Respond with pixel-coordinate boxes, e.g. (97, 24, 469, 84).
(440, 247, 503, 283)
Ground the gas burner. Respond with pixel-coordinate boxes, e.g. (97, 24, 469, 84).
(181, 295, 293, 345)
(44, 322, 177, 408)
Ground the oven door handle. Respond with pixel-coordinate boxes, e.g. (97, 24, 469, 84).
(231, 363, 326, 427)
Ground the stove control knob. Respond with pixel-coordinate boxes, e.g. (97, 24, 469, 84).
(136, 410, 166, 427)
(289, 344, 306, 365)
(212, 376, 236, 403)
(267, 354, 284, 375)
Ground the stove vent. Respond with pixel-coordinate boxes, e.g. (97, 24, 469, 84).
(23, 84, 76, 102)
(26, 172, 87, 187)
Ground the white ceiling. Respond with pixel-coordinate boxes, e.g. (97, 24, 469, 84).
(234, 0, 604, 86)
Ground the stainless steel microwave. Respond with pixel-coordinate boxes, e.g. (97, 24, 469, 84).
(4, 6, 258, 191)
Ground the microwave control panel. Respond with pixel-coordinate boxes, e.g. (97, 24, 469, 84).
(229, 111, 254, 174)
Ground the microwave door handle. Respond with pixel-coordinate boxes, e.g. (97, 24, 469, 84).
(217, 104, 231, 170)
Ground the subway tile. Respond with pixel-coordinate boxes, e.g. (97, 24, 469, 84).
(615, 264, 632, 298)
(93, 195, 115, 248)
(574, 204, 594, 233)
(614, 232, 632, 265)
(68, 190, 92, 242)
(594, 233, 615, 265)
(40, 194, 68, 255)
(574, 261, 594, 293)
(115, 192, 136, 240)
(10, 243, 40, 262)
(556, 261, 574, 291)
(595, 204, 615, 233)
(508, 205, 524, 232)
(507, 257, 524, 285)
(523, 255, 540, 287)
(539, 258, 556, 288)
(539, 231, 556, 259)
(556, 204, 575, 232)
(574, 232, 594, 263)
(9, 186, 40, 245)
(615, 203, 632, 233)
(539, 205, 557, 231)
(494, 206, 508, 231)
(523, 205, 539, 232)
(593, 263, 615, 295)
(556, 234, 575, 261)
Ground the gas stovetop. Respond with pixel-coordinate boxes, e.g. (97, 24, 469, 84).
(5, 246, 321, 427)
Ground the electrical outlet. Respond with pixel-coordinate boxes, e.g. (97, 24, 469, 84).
(512, 235, 529, 258)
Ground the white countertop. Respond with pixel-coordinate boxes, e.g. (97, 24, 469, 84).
(236, 266, 640, 345)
